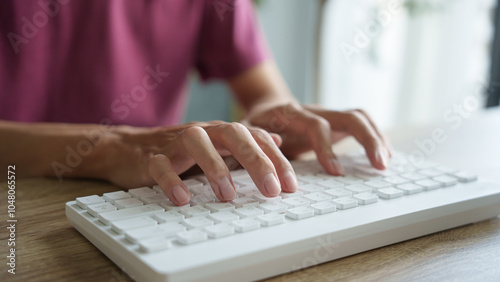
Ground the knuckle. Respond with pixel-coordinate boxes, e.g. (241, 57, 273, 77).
(228, 122, 248, 133)
(180, 126, 205, 139)
(345, 111, 364, 124)
(309, 116, 330, 131)
(217, 122, 249, 141)
(251, 128, 272, 141)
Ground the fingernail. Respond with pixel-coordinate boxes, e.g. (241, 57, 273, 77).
(172, 185, 189, 204)
(283, 170, 298, 192)
(263, 173, 281, 196)
(218, 176, 236, 201)
(375, 148, 388, 168)
(331, 159, 345, 175)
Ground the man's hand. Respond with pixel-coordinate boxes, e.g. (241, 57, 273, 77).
(229, 60, 392, 176)
(104, 122, 298, 205)
(243, 103, 392, 176)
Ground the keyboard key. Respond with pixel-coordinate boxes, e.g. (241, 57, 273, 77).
(432, 175, 458, 187)
(140, 193, 170, 204)
(377, 188, 404, 199)
(383, 176, 409, 185)
(354, 165, 397, 177)
(286, 207, 315, 220)
(257, 213, 285, 226)
(190, 195, 216, 206)
(435, 165, 459, 174)
(236, 186, 259, 196)
(352, 193, 379, 205)
(76, 195, 104, 209)
(231, 197, 259, 208)
(344, 184, 372, 194)
(232, 218, 261, 232)
(190, 185, 214, 197)
(129, 187, 156, 198)
(183, 216, 214, 229)
(179, 206, 210, 218)
(160, 202, 190, 212)
(257, 202, 287, 213)
(111, 216, 158, 234)
(364, 180, 392, 190)
(204, 223, 235, 238)
(396, 183, 423, 195)
(182, 178, 204, 188)
(177, 230, 208, 245)
(282, 197, 310, 208)
(317, 179, 345, 188)
(323, 188, 352, 198)
(125, 222, 185, 243)
(103, 191, 131, 203)
(353, 172, 381, 181)
(251, 193, 281, 203)
(153, 211, 185, 223)
(234, 176, 254, 186)
(114, 198, 144, 209)
(303, 192, 332, 203)
(400, 172, 427, 181)
(335, 176, 363, 185)
(280, 191, 303, 199)
(298, 184, 325, 194)
(99, 204, 164, 225)
(418, 168, 443, 177)
(205, 202, 235, 213)
(415, 179, 441, 190)
(310, 202, 337, 215)
(208, 211, 239, 223)
(138, 237, 172, 253)
(452, 171, 478, 182)
(128, 187, 157, 198)
(332, 197, 359, 209)
(86, 202, 117, 217)
(297, 175, 326, 183)
(234, 206, 264, 218)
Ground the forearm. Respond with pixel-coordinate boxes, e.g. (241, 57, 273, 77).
(0, 120, 111, 181)
(229, 60, 300, 117)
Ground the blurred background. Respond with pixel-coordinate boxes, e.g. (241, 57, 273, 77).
(185, 0, 499, 131)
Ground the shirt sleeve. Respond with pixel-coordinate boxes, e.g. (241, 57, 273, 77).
(195, 0, 270, 80)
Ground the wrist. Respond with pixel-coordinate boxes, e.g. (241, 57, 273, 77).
(42, 124, 118, 181)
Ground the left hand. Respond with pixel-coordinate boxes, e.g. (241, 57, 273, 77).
(242, 103, 393, 175)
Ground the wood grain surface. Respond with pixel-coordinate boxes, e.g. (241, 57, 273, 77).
(1, 177, 499, 282)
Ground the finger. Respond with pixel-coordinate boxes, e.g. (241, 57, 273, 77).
(176, 126, 236, 202)
(206, 122, 282, 197)
(248, 127, 298, 193)
(333, 111, 388, 170)
(354, 109, 393, 157)
(147, 154, 190, 206)
(302, 115, 345, 176)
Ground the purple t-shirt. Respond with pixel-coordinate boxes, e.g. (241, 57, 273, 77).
(0, 0, 268, 126)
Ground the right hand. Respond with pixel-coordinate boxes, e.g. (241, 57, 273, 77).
(101, 121, 298, 206)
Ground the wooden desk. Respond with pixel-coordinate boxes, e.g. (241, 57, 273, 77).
(1, 178, 499, 281)
(2, 109, 500, 281)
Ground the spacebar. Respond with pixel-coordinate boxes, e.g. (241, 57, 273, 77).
(99, 204, 164, 225)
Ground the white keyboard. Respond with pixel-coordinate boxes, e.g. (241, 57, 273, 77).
(66, 152, 500, 282)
